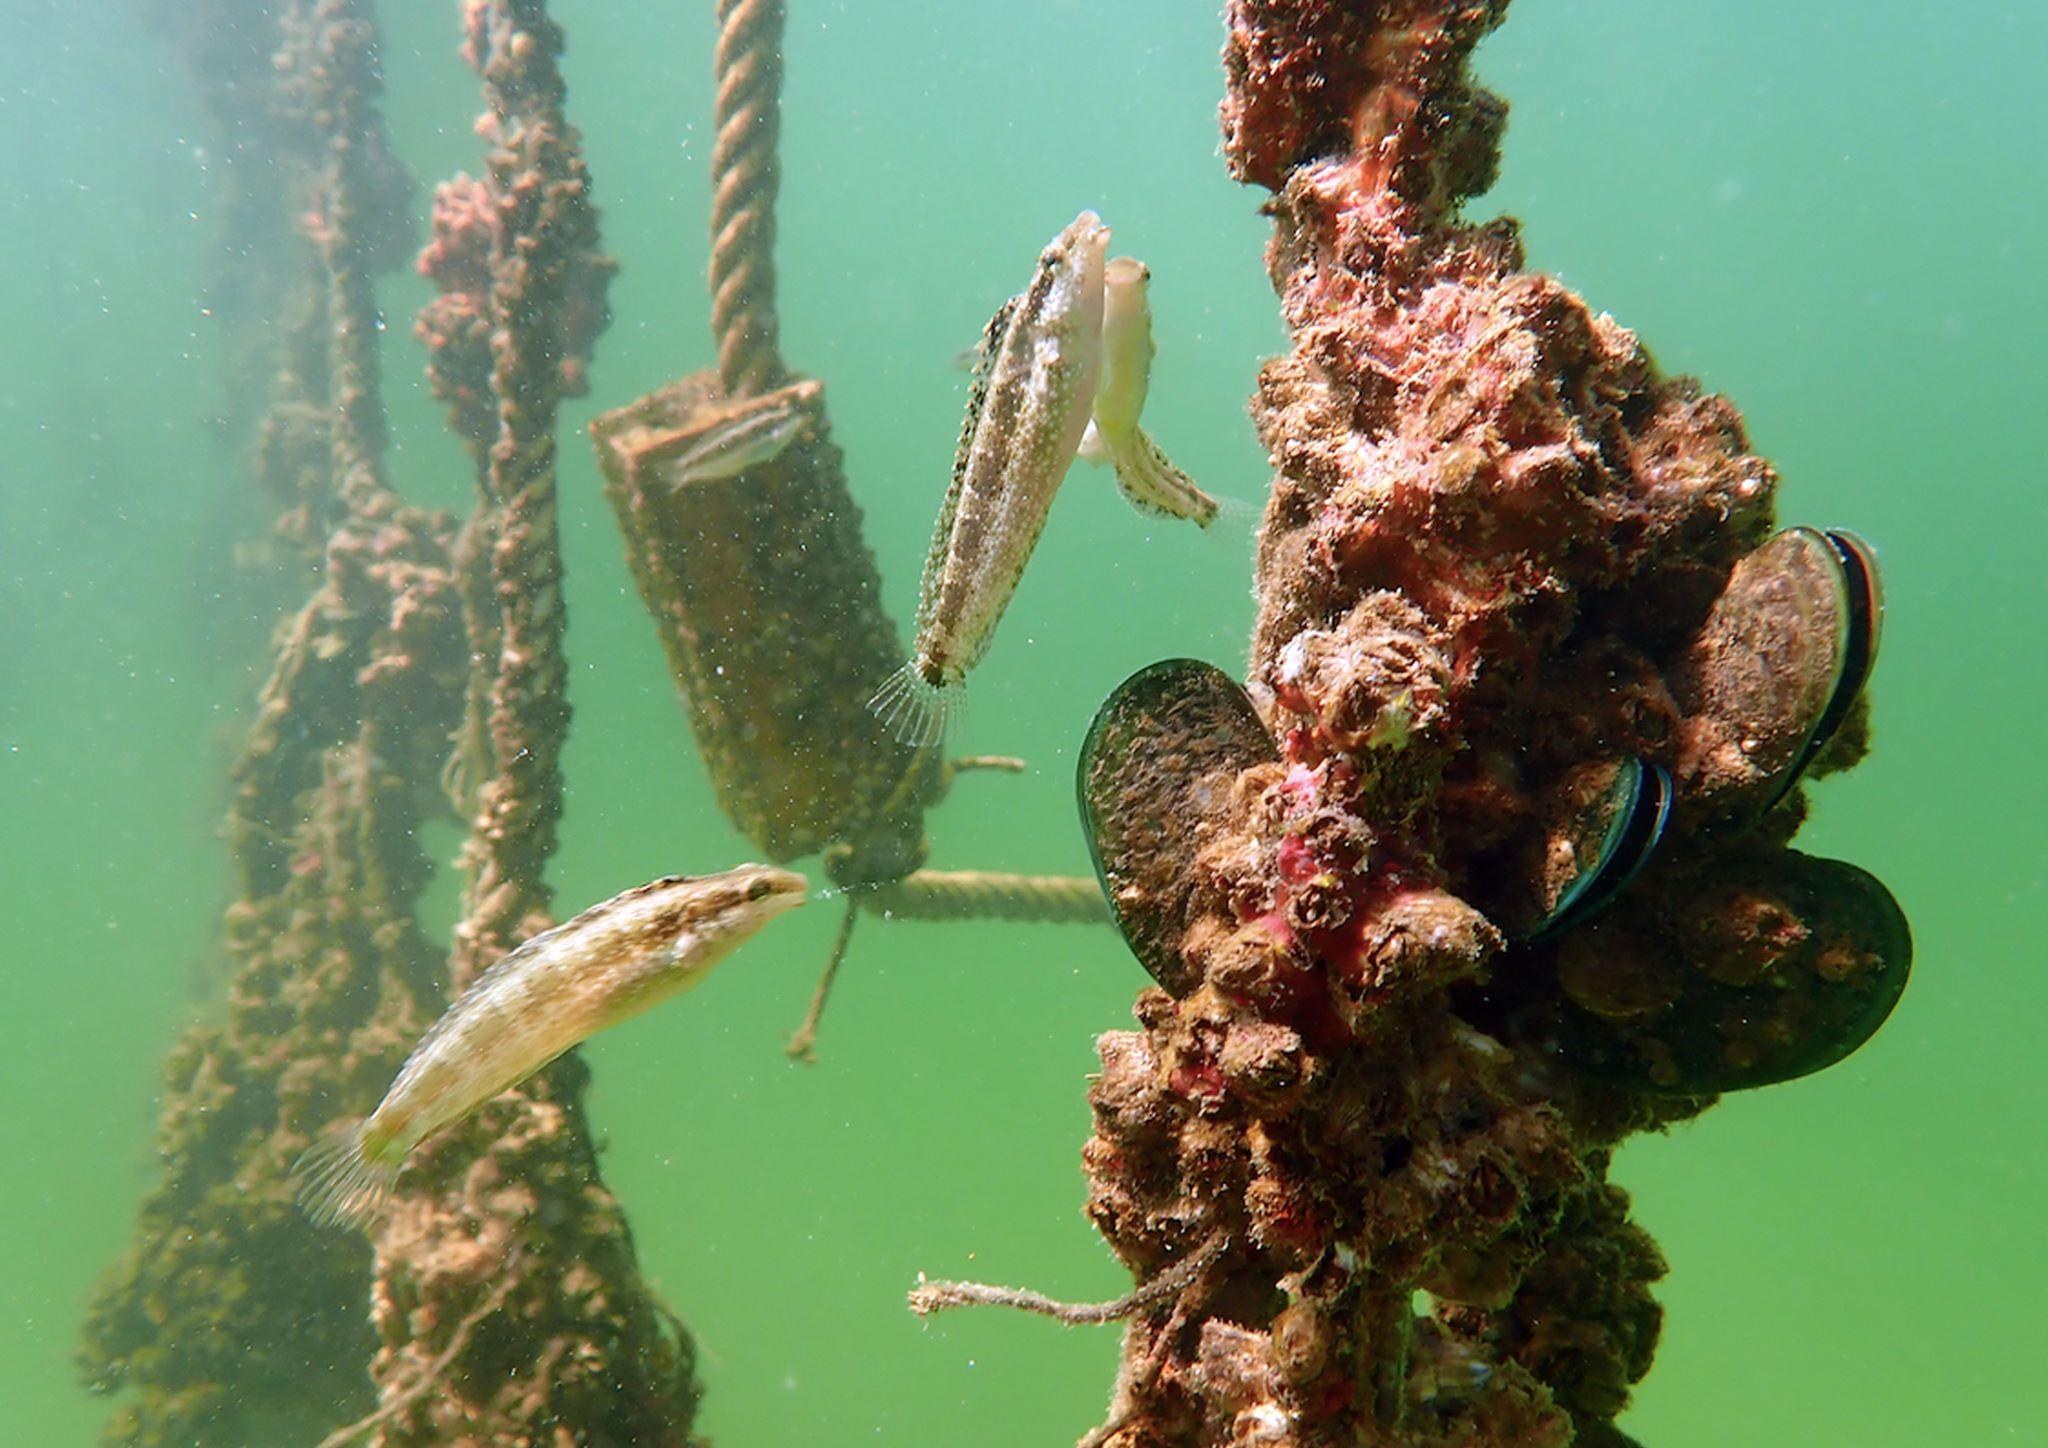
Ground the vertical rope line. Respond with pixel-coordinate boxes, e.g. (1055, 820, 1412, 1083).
(710, 0, 788, 395)
(316, 0, 393, 517)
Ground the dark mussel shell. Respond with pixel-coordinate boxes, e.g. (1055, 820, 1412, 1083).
(1673, 527, 1884, 824)
(1553, 850, 1911, 1094)
(1077, 659, 1277, 995)
(1793, 528, 1882, 784)
(1522, 757, 1674, 943)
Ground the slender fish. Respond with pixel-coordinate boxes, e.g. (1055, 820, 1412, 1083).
(870, 212, 1112, 746)
(872, 219, 1223, 746)
(1081, 256, 1222, 527)
(293, 864, 806, 1228)
(646, 389, 811, 488)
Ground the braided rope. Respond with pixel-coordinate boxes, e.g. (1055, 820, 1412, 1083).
(710, 0, 787, 396)
(864, 870, 1109, 925)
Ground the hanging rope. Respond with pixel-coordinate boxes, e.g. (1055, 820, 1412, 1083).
(703, 7, 1111, 1064)
(709, 0, 788, 396)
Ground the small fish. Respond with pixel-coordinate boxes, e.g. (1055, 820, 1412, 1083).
(293, 864, 806, 1229)
(646, 390, 810, 488)
(1082, 256, 1221, 527)
(870, 212, 1112, 746)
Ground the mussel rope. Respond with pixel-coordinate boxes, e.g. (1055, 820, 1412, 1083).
(710, 0, 787, 396)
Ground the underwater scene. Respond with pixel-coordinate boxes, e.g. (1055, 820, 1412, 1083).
(3, 0, 2042, 1444)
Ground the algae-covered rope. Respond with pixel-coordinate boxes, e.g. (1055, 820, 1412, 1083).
(710, 0, 787, 395)
(863, 870, 1109, 925)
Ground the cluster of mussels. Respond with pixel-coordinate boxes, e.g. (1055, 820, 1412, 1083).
(1084, 523, 1902, 1100)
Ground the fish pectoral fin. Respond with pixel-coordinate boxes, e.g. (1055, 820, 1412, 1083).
(1110, 428, 1219, 527)
(1076, 419, 1111, 466)
(291, 1124, 401, 1232)
(867, 663, 960, 749)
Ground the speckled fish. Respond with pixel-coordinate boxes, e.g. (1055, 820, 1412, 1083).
(647, 389, 811, 488)
(869, 211, 1113, 746)
(1078, 256, 1221, 527)
(293, 864, 805, 1229)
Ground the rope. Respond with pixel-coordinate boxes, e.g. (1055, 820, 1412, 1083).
(710, 0, 788, 396)
(863, 870, 1109, 925)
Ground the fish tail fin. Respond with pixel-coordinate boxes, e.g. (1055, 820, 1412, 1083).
(1110, 428, 1220, 527)
(867, 663, 959, 749)
(291, 1124, 399, 1231)
(1209, 493, 1262, 527)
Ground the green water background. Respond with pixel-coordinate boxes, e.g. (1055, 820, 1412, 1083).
(3, 1, 2041, 1442)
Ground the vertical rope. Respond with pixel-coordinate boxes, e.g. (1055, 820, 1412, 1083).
(710, 0, 788, 396)
(314, 0, 393, 518)
(452, 0, 611, 987)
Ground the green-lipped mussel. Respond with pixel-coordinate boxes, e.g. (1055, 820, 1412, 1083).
(1785, 527, 1882, 794)
(1077, 658, 1275, 995)
(1675, 525, 1884, 825)
(1522, 757, 1674, 943)
(1550, 850, 1911, 1093)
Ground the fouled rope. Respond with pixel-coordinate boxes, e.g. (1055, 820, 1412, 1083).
(710, 0, 788, 396)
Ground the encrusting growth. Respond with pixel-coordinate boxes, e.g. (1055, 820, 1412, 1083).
(361, 5, 708, 1444)
(77, 6, 460, 1443)
(920, 3, 1908, 1445)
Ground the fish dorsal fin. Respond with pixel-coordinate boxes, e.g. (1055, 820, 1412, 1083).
(919, 296, 1016, 632)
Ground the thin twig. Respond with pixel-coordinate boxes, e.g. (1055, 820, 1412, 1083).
(785, 896, 858, 1062)
(314, 1258, 521, 1447)
(948, 754, 1027, 776)
(909, 1235, 1225, 1327)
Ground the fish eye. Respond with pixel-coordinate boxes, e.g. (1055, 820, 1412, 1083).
(1040, 249, 1062, 271)
(748, 879, 775, 901)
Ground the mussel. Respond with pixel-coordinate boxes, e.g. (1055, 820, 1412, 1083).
(1785, 528, 1882, 793)
(1674, 526, 1884, 824)
(1552, 850, 1911, 1093)
(1077, 659, 1277, 994)
(1523, 757, 1674, 943)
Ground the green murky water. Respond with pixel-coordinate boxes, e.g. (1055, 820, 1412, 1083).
(3, 1, 2041, 1442)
